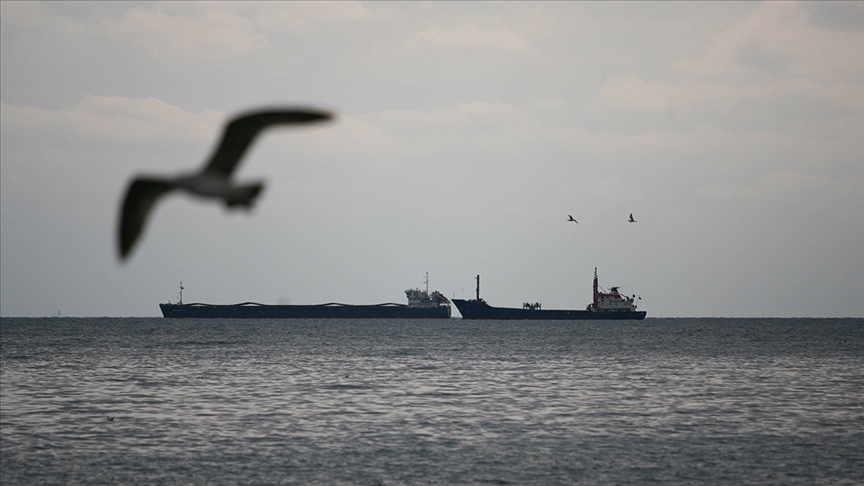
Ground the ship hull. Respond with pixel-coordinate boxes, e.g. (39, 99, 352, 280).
(160, 302, 451, 319)
(452, 299, 646, 320)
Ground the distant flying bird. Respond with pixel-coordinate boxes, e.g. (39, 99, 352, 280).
(628, 213, 637, 223)
(567, 215, 578, 224)
(117, 107, 335, 260)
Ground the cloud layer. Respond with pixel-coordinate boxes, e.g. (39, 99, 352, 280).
(1, 2, 862, 318)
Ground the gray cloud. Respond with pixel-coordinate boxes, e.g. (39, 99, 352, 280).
(1, 1, 862, 318)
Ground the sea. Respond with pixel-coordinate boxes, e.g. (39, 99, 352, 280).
(1, 317, 862, 485)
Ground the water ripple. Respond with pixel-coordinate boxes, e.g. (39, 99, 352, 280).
(2, 317, 863, 485)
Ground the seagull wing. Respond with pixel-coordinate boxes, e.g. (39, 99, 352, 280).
(118, 178, 176, 260)
(203, 108, 334, 177)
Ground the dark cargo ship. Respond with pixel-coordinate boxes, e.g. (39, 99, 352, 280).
(160, 276, 451, 319)
(452, 268, 646, 320)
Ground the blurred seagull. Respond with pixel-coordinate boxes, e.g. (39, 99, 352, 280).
(567, 215, 578, 224)
(628, 213, 637, 223)
(117, 107, 334, 260)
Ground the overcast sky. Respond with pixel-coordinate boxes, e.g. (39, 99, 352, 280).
(1, 1, 862, 318)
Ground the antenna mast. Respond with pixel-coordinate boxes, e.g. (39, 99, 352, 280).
(475, 275, 481, 301)
(425, 272, 429, 294)
(179, 281, 184, 305)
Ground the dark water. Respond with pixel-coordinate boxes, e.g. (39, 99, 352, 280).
(1, 317, 862, 485)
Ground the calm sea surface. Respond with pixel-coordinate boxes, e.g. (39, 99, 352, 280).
(1, 317, 862, 485)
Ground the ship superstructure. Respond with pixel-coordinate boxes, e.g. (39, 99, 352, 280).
(405, 273, 450, 308)
(587, 268, 641, 312)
